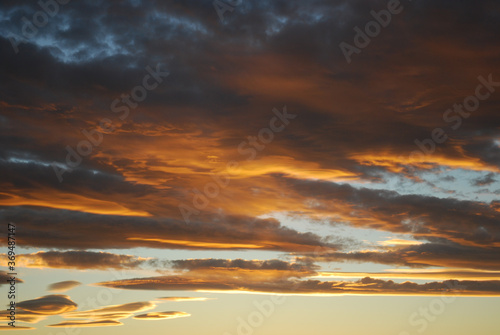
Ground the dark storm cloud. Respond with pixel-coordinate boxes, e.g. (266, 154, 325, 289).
(277, 176, 500, 247)
(171, 258, 316, 273)
(169, 258, 319, 279)
(15, 251, 320, 278)
(0, 0, 499, 197)
(17, 251, 152, 270)
(0, 207, 337, 251)
(2, 2, 500, 334)
(472, 172, 497, 186)
(0, 0, 500, 286)
(299, 242, 500, 270)
(0, 156, 160, 199)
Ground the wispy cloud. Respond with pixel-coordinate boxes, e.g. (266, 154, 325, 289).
(47, 320, 123, 328)
(16, 295, 77, 315)
(15, 251, 155, 270)
(156, 297, 214, 302)
(133, 311, 190, 320)
(97, 274, 500, 296)
(47, 280, 82, 292)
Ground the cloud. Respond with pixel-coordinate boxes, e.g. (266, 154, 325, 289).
(0, 310, 47, 323)
(166, 258, 318, 283)
(0, 0, 498, 265)
(96, 274, 500, 296)
(156, 297, 213, 302)
(63, 301, 156, 320)
(96, 275, 234, 292)
(0, 325, 35, 330)
(91, 256, 500, 296)
(47, 320, 122, 328)
(16, 295, 77, 315)
(171, 258, 316, 273)
(472, 172, 497, 186)
(0, 4, 500, 334)
(42, 301, 160, 328)
(0, 271, 23, 284)
(378, 239, 423, 246)
(0, 207, 336, 252)
(276, 176, 500, 248)
(314, 269, 500, 281)
(48, 280, 82, 292)
(133, 311, 190, 320)
(0, 0, 498, 188)
(299, 243, 500, 270)
(17, 251, 153, 270)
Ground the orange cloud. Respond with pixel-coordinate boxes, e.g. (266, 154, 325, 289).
(47, 320, 122, 328)
(17, 295, 77, 315)
(126, 238, 264, 249)
(95, 272, 500, 296)
(15, 251, 152, 270)
(64, 301, 156, 319)
(0, 271, 23, 284)
(48, 281, 82, 292)
(378, 239, 423, 246)
(0, 191, 151, 217)
(313, 269, 500, 281)
(0, 325, 35, 330)
(349, 152, 500, 174)
(0, 310, 47, 323)
(3, 208, 334, 251)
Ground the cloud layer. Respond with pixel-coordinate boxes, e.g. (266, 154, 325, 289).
(1, 0, 500, 331)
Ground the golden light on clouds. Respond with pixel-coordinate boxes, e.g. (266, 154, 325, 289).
(378, 239, 424, 246)
(0, 192, 151, 217)
(314, 269, 500, 281)
(126, 238, 265, 249)
(47, 320, 123, 328)
(2, 0, 500, 333)
(16, 295, 77, 315)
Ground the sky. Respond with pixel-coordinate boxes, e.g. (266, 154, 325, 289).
(1, 0, 500, 334)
